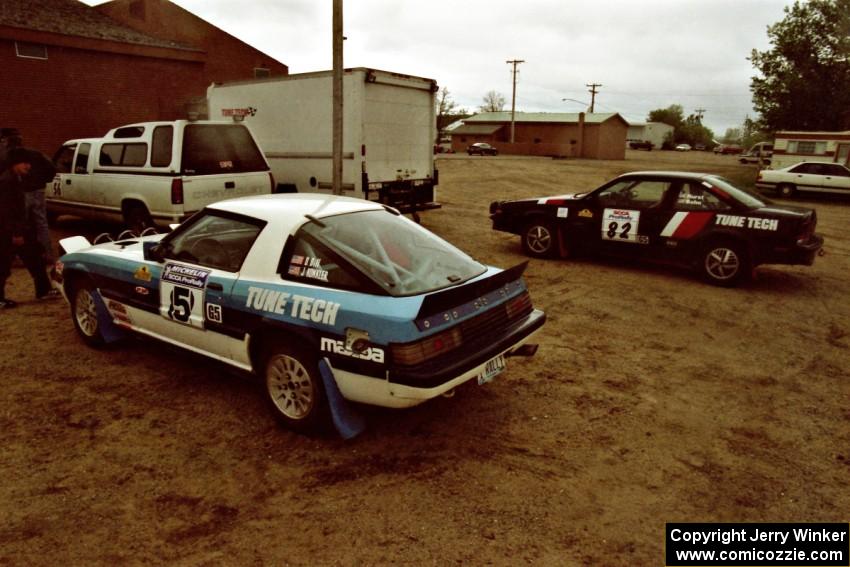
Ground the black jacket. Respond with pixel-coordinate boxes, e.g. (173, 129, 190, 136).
(0, 169, 26, 237)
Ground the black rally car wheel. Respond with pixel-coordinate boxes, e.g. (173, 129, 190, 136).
(701, 241, 750, 287)
(521, 219, 557, 258)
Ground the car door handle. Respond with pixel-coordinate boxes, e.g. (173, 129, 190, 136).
(208, 282, 223, 291)
(225, 181, 235, 189)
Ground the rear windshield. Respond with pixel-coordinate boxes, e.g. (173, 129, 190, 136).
(706, 176, 769, 209)
(301, 209, 487, 296)
(181, 124, 268, 176)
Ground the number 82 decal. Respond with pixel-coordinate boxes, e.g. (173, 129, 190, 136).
(602, 208, 642, 244)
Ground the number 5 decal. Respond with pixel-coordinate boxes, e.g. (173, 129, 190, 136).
(168, 286, 195, 323)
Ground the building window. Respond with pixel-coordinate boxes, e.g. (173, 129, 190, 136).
(254, 68, 271, 78)
(15, 42, 47, 60)
(789, 140, 826, 155)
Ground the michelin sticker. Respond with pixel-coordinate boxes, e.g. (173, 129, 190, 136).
(246, 286, 340, 326)
(602, 209, 641, 243)
(160, 263, 211, 329)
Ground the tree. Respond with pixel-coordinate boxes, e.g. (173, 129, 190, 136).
(436, 87, 458, 118)
(750, 0, 850, 131)
(648, 104, 685, 130)
(647, 105, 713, 148)
(722, 128, 742, 144)
(479, 91, 506, 113)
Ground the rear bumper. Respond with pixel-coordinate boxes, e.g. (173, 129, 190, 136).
(763, 234, 824, 266)
(389, 308, 546, 389)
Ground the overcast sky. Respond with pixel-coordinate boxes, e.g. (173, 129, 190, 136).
(87, 0, 792, 135)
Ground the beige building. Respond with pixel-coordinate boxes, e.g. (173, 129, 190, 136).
(451, 111, 629, 159)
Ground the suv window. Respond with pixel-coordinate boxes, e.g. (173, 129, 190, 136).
(100, 143, 148, 167)
(151, 126, 173, 167)
(182, 124, 268, 175)
(163, 211, 265, 272)
(54, 144, 76, 174)
(74, 143, 91, 174)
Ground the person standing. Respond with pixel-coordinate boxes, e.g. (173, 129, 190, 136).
(0, 148, 54, 308)
(0, 129, 57, 266)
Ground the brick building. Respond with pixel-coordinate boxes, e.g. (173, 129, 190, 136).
(0, 0, 287, 154)
(451, 111, 629, 160)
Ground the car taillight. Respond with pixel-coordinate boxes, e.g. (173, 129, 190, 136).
(269, 171, 275, 193)
(797, 212, 816, 244)
(171, 178, 184, 204)
(505, 291, 532, 320)
(391, 327, 463, 366)
(756, 171, 763, 181)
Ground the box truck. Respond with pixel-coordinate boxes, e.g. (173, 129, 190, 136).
(207, 68, 440, 218)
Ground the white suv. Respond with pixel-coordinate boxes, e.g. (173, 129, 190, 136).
(48, 120, 273, 232)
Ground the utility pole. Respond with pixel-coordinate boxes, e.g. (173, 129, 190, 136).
(506, 59, 524, 143)
(332, 0, 343, 195)
(586, 83, 602, 113)
(694, 108, 706, 122)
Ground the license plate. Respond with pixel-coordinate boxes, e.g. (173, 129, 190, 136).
(478, 354, 506, 385)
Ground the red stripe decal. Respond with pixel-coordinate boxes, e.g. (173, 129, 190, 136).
(673, 212, 714, 239)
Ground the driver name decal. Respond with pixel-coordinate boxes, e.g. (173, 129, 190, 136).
(246, 287, 340, 325)
(715, 214, 779, 231)
(288, 254, 329, 282)
(162, 263, 210, 289)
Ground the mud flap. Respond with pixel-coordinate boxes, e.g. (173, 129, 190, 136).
(92, 289, 128, 344)
(318, 357, 366, 440)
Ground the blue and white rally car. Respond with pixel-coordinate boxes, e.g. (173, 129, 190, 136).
(55, 194, 545, 434)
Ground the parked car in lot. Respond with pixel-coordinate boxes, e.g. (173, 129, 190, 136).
(628, 140, 653, 151)
(756, 161, 850, 197)
(739, 142, 773, 164)
(714, 144, 743, 155)
(675, 144, 692, 152)
(47, 121, 273, 233)
(55, 194, 545, 434)
(489, 171, 824, 286)
(467, 142, 498, 156)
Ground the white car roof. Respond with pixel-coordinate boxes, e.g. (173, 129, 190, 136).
(208, 193, 385, 226)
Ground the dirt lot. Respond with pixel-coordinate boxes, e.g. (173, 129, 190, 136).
(2, 150, 848, 565)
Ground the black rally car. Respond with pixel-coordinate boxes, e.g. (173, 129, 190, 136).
(489, 171, 824, 286)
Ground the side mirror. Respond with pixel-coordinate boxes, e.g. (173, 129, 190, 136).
(142, 241, 165, 263)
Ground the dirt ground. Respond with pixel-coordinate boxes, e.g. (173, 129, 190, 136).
(1, 150, 848, 565)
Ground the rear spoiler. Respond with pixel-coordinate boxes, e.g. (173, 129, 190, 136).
(416, 261, 528, 322)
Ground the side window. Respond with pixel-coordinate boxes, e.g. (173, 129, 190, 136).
(74, 143, 91, 174)
(823, 164, 849, 177)
(597, 180, 670, 208)
(677, 182, 730, 211)
(280, 231, 363, 290)
(53, 144, 76, 174)
(163, 213, 264, 272)
(100, 143, 148, 167)
(151, 126, 173, 167)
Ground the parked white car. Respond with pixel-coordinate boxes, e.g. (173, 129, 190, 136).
(48, 121, 273, 233)
(756, 161, 850, 197)
(674, 144, 691, 152)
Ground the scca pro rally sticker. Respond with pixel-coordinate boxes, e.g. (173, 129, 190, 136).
(160, 263, 211, 328)
(602, 209, 642, 243)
